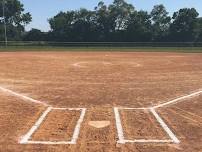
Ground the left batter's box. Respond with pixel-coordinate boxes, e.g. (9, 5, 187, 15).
(20, 107, 86, 145)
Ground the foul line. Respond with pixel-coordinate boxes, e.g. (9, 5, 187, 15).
(0, 86, 48, 106)
(153, 90, 202, 109)
(116, 89, 202, 110)
(1, 84, 201, 145)
(20, 107, 86, 145)
(114, 89, 202, 144)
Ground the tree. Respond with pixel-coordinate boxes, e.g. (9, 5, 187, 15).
(94, 1, 111, 41)
(71, 9, 98, 41)
(47, 0, 202, 43)
(126, 10, 152, 42)
(23, 28, 45, 41)
(49, 9, 98, 42)
(151, 4, 171, 41)
(195, 17, 202, 42)
(0, 0, 32, 40)
(169, 8, 199, 42)
(49, 11, 75, 41)
(108, 0, 135, 31)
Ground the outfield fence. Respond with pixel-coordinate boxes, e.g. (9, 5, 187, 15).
(1, 41, 202, 48)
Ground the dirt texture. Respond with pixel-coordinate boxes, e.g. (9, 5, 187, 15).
(0, 51, 202, 152)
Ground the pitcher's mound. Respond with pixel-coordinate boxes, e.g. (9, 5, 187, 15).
(88, 121, 110, 128)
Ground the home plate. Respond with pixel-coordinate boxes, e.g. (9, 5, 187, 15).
(88, 121, 110, 128)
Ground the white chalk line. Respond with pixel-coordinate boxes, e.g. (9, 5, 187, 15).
(118, 107, 148, 110)
(1, 84, 201, 145)
(150, 108, 180, 144)
(71, 108, 86, 144)
(24, 141, 75, 145)
(71, 61, 141, 68)
(117, 89, 202, 110)
(52, 107, 84, 111)
(0, 86, 48, 106)
(20, 107, 53, 144)
(114, 107, 125, 144)
(153, 90, 202, 109)
(124, 139, 173, 143)
(20, 107, 86, 145)
(114, 107, 180, 144)
(72, 62, 88, 68)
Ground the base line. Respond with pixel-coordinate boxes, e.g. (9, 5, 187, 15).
(153, 90, 202, 109)
(0, 86, 48, 106)
(150, 108, 180, 144)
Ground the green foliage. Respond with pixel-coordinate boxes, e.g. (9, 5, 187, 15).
(126, 10, 152, 41)
(47, 0, 202, 42)
(151, 4, 171, 41)
(194, 17, 202, 42)
(23, 28, 46, 41)
(0, 0, 32, 41)
(170, 8, 199, 42)
(1, 0, 202, 42)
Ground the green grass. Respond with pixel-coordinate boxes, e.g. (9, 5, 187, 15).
(0, 46, 202, 53)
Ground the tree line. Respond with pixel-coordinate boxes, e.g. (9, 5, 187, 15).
(1, 0, 202, 42)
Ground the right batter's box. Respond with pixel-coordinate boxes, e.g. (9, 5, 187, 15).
(114, 107, 180, 144)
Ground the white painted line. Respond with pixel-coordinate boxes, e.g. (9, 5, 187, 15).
(114, 107, 125, 144)
(102, 62, 113, 65)
(20, 107, 86, 145)
(52, 107, 83, 111)
(0, 86, 48, 106)
(118, 107, 148, 110)
(124, 139, 173, 143)
(72, 62, 87, 68)
(20, 107, 53, 144)
(70, 108, 86, 144)
(153, 90, 202, 109)
(26, 141, 75, 145)
(150, 108, 180, 144)
(115, 107, 180, 144)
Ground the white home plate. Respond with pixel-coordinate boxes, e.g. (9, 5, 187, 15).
(88, 121, 110, 128)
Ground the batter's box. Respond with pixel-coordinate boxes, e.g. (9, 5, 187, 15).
(114, 107, 180, 144)
(20, 107, 86, 144)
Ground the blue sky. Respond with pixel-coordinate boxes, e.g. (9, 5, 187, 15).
(20, 0, 202, 32)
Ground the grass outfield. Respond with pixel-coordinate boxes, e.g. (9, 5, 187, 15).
(0, 46, 202, 52)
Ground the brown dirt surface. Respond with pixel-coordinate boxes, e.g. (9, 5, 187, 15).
(0, 51, 202, 151)
(31, 109, 81, 142)
(120, 109, 168, 140)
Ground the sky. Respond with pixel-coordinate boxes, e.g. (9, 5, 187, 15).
(19, 0, 202, 32)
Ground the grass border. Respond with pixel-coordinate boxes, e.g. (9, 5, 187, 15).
(0, 46, 202, 53)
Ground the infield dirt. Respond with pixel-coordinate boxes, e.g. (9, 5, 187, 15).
(0, 51, 201, 152)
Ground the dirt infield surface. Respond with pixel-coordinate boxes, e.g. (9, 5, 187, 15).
(0, 51, 201, 152)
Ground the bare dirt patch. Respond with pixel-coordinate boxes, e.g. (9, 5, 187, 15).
(31, 109, 81, 142)
(120, 109, 168, 140)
